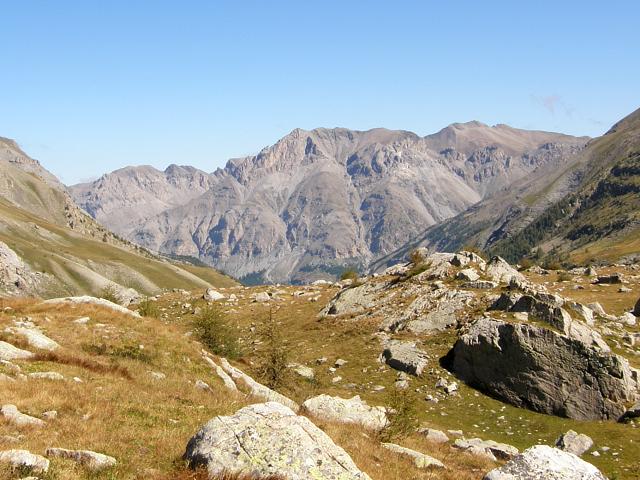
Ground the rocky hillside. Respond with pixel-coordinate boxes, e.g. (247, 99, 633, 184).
(70, 124, 587, 283)
(377, 107, 640, 269)
(0, 139, 236, 299)
(0, 252, 638, 479)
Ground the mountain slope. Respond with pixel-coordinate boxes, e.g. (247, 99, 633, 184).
(0, 139, 236, 297)
(73, 123, 587, 283)
(377, 107, 640, 268)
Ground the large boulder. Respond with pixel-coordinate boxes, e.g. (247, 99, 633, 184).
(484, 256, 526, 285)
(184, 402, 371, 480)
(484, 445, 606, 480)
(381, 340, 428, 376)
(301, 394, 388, 431)
(446, 318, 638, 420)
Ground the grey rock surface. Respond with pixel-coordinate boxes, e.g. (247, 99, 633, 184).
(184, 402, 371, 479)
(381, 340, 428, 376)
(447, 318, 638, 420)
(301, 394, 388, 431)
(381, 443, 444, 469)
(483, 445, 607, 480)
(45, 448, 116, 470)
(0, 449, 50, 474)
(555, 430, 594, 456)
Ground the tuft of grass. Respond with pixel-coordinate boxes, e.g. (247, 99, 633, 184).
(31, 350, 132, 379)
(379, 388, 419, 441)
(99, 285, 120, 304)
(255, 309, 292, 390)
(138, 297, 161, 318)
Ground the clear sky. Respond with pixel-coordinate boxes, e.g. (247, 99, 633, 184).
(1, 1, 638, 184)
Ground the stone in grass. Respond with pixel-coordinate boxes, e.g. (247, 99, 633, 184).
(0, 449, 49, 473)
(417, 427, 449, 443)
(454, 437, 518, 461)
(484, 445, 606, 480)
(555, 430, 594, 456)
(0, 404, 46, 427)
(46, 448, 116, 471)
(381, 443, 444, 469)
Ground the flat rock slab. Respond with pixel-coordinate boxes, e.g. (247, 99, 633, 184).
(382, 443, 444, 469)
(484, 445, 607, 480)
(453, 437, 518, 461)
(302, 394, 388, 431)
(46, 448, 116, 470)
(1, 405, 45, 428)
(184, 402, 371, 480)
(5, 325, 59, 351)
(0, 449, 49, 473)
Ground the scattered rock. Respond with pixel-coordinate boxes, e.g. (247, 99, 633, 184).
(302, 394, 388, 430)
(483, 445, 606, 480)
(457, 268, 480, 282)
(417, 428, 449, 443)
(28, 371, 64, 381)
(252, 291, 271, 303)
(203, 288, 225, 302)
(381, 443, 444, 469)
(595, 273, 622, 284)
(289, 363, 315, 380)
(195, 380, 211, 391)
(42, 410, 57, 420)
(5, 323, 59, 351)
(485, 256, 527, 285)
(381, 340, 428, 376)
(453, 437, 518, 461)
(0, 449, 49, 474)
(555, 430, 594, 456)
(46, 448, 116, 470)
(1, 405, 46, 427)
(184, 402, 370, 480)
(334, 358, 348, 368)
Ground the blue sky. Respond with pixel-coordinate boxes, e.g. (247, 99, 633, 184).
(1, 1, 638, 184)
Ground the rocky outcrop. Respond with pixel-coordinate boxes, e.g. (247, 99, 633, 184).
(380, 340, 428, 376)
(446, 318, 639, 420)
(301, 394, 388, 431)
(184, 402, 371, 479)
(484, 445, 607, 480)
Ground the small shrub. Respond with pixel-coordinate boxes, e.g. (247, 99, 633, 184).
(256, 309, 291, 390)
(193, 307, 242, 359)
(380, 388, 419, 441)
(138, 298, 160, 318)
(99, 285, 120, 304)
(340, 268, 359, 281)
(557, 271, 573, 282)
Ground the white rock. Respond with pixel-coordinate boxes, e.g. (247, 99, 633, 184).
(203, 288, 225, 302)
(0, 449, 49, 473)
(302, 394, 388, 431)
(484, 445, 607, 480)
(0, 341, 33, 361)
(0, 405, 45, 427)
(202, 356, 237, 390)
(28, 371, 64, 381)
(42, 296, 140, 317)
(5, 325, 59, 351)
(417, 428, 449, 443)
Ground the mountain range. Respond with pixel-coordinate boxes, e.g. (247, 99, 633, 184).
(70, 122, 588, 283)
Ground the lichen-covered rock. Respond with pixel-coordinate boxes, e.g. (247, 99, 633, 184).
(46, 448, 116, 470)
(484, 445, 606, 480)
(555, 430, 594, 456)
(184, 402, 371, 480)
(381, 340, 428, 376)
(0, 449, 49, 473)
(302, 394, 388, 431)
(446, 318, 638, 420)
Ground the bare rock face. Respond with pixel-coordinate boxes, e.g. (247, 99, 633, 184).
(184, 402, 371, 480)
(301, 394, 388, 431)
(72, 124, 585, 283)
(484, 445, 606, 480)
(0, 241, 40, 294)
(446, 318, 638, 420)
